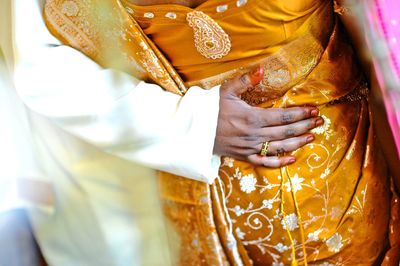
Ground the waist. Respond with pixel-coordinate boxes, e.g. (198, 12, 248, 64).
(186, 17, 368, 107)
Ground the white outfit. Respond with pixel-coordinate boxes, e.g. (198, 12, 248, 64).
(0, 0, 222, 265)
(0, 47, 35, 213)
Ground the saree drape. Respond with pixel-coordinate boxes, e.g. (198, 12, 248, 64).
(43, 0, 398, 265)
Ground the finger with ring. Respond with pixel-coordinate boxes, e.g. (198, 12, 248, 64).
(260, 141, 270, 156)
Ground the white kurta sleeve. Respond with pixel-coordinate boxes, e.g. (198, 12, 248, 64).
(11, 0, 221, 183)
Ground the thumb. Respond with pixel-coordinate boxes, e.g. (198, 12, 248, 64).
(223, 66, 264, 97)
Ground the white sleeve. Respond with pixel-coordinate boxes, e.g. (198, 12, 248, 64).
(11, 0, 221, 183)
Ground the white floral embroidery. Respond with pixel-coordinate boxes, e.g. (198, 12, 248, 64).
(311, 115, 331, 135)
(348, 183, 368, 215)
(233, 205, 244, 217)
(307, 229, 322, 242)
(235, 227, 246, 239)
(240, 174, 257, 193)
(281, 213, 299, 231)
(262, 199, 274, 209)
(233, 167, 242, 179)
(222, 155, 366, 261)
(326, 232, 343, 253)
(284, 173, 305, 192)
(275, 243, 289, 253)
(330, 206, 342, 219)
(320, 168, 331, 179)
(223, 157, 234, 168)
(272, 262, 284, 266)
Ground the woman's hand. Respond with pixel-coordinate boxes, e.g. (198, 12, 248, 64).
(213, 67, 323, 167)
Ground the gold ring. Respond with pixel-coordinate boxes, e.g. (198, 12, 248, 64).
(260, 141, 270, 156)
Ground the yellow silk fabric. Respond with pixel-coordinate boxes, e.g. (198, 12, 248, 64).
(122, 0, 393, 265)
(125, 0, 329, 86)
(43, 0, 396, 264)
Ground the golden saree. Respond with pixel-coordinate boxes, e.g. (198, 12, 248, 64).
(43, 0, 399, 265)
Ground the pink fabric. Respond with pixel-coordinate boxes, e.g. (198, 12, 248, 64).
(364, 0, 400, 156)
(374, 0, 400, 77)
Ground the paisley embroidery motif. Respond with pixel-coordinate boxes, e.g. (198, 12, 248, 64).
(186, 11, 231, 60)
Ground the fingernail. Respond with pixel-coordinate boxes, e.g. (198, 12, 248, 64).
(249, 67, 264, 86)
(250, 66, 263, 78)
(307, 135, 315, 142)
(310, 109, 319, 116)
(289, 158, 296, 164)
(316, 117, 324, 126)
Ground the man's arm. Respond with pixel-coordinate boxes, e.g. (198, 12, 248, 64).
(11, 0, 221, 183)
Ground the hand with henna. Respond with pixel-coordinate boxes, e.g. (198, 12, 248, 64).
(213, 67, 324, 167)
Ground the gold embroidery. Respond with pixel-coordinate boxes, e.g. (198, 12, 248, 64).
(328, 83, 369, 105)
(186, 11, 231, 60)
(137, 45, 179, 90)
(45, 0, 187, 95)
(186, 32, 325, 106)
(61, 0, 79, 17)
(44, 1, 99, 57)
